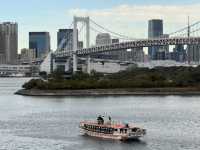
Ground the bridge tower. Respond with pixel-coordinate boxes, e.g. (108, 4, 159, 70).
(73, 16, 90, 74)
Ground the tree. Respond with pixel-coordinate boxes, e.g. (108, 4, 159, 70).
(39, 71, 47, 79)
(50, 68, 65, 81)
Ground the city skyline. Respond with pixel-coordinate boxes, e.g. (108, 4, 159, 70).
(1, 0, 200, 51)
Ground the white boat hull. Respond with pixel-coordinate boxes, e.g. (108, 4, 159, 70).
(81, 129, 144, 141)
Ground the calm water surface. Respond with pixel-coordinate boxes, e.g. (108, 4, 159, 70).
(0, 78, 200, 150)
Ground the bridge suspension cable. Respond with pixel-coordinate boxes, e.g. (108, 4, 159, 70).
(90, 25, 133, 41)
(90, 18, 138, 41)
(190, 27, 200, 35)
(169, 20, 200, 36)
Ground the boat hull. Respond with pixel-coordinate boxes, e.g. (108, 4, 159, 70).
(81, 129, 144, 141)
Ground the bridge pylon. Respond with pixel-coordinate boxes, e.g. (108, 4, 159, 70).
(73, 16, 90, 74)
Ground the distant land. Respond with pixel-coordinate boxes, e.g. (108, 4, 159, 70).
(16, 66, 200, 96)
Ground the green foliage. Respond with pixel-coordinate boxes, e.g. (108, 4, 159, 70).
(39, 71, 48, 79)
(23, 66, 200, 90)
(49, 68, 65, 81)
(71, 72, 90, 80)
(23, 79, 47, 90)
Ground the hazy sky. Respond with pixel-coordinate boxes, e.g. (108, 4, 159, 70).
(1, 0, 200, 52)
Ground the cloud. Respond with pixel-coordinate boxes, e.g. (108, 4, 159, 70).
(68, 4, 200, 22)
(67, 4, 200, 40)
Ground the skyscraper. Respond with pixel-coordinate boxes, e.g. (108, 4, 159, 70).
(0, 22, 18, 64)
(57, 29, 73, 50)
(29, 32, 50, 58)
(57, 29, 80, 51)
(148, 19, 163, 60)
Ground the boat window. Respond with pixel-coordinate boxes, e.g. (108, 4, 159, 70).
(115, 129, 118, 132)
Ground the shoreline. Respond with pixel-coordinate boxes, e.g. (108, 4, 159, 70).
(15, 88, 200, 96)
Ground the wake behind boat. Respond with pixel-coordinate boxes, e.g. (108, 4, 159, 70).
(79, 116, 146, 141)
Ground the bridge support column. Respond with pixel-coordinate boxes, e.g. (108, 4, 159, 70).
(73, 16, 78, 73)
(73, 54, 77, 73)
(87, 55, 91, 74)
(85, 17, 91, 74)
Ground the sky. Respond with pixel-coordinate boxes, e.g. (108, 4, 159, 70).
(1, 0, 200, 52)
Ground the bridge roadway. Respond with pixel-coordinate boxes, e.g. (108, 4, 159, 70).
(55, 37, 200, 58)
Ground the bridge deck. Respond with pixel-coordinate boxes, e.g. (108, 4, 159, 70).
(55, 37, 200, 57)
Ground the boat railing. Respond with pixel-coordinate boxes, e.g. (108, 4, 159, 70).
(80, 119, 136, 129)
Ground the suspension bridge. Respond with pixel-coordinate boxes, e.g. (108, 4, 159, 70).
(44, 16, 200, 74)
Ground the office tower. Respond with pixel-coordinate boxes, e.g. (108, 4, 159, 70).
(110, 39, 120, 60)
(155, 34, 170, 60)
(57, 29, 80, 51)
(148, 19, 163, 60)
(29, 32, 50, 58)
(96, 33, 111, 46)
(101, 38, 120, 60)
(117, 48, 144, 62)
(161, 34, 169, 53)
(20, 48, 36, 64)
(94, 33, 112, 59)
(173, 45, 186, 62)
(187, 45, 200, 63)
(0, 22, 18, 64)
(57, 29, 73, 50)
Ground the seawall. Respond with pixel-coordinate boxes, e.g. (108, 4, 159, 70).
(15, 88, 200, 96)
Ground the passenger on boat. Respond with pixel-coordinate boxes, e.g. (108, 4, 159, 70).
(108, 116, 111, 121)
(97, 115, 104, 125)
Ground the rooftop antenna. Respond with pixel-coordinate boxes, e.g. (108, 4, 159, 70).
(187, 16, 190, 38)
(187, 16, 191, 64)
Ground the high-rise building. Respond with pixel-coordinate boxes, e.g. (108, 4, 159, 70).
(155, 34, 169, 60)
(0, 22, 18, 64)
(160, 34, 169, 53)
(29, 32, 50, 58)
(174, 45, 187, 62)
(148, 19, 163, 60)
(96, 33, 111, 46)
(94, 33, 112, 59)
(117, 48, 144, 62)
(57, 29, 80, 51)
(187, 45, 200, 63)
(20, 48, 36, 64)
(110, 39, 120, 60)
(167, 45, 187, 62)
(57, 29, 73, 50)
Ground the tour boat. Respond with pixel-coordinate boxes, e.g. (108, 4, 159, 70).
(79, 116, 146, 141)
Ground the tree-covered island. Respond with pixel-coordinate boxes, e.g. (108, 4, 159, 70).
(22, 66, 200, 90)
